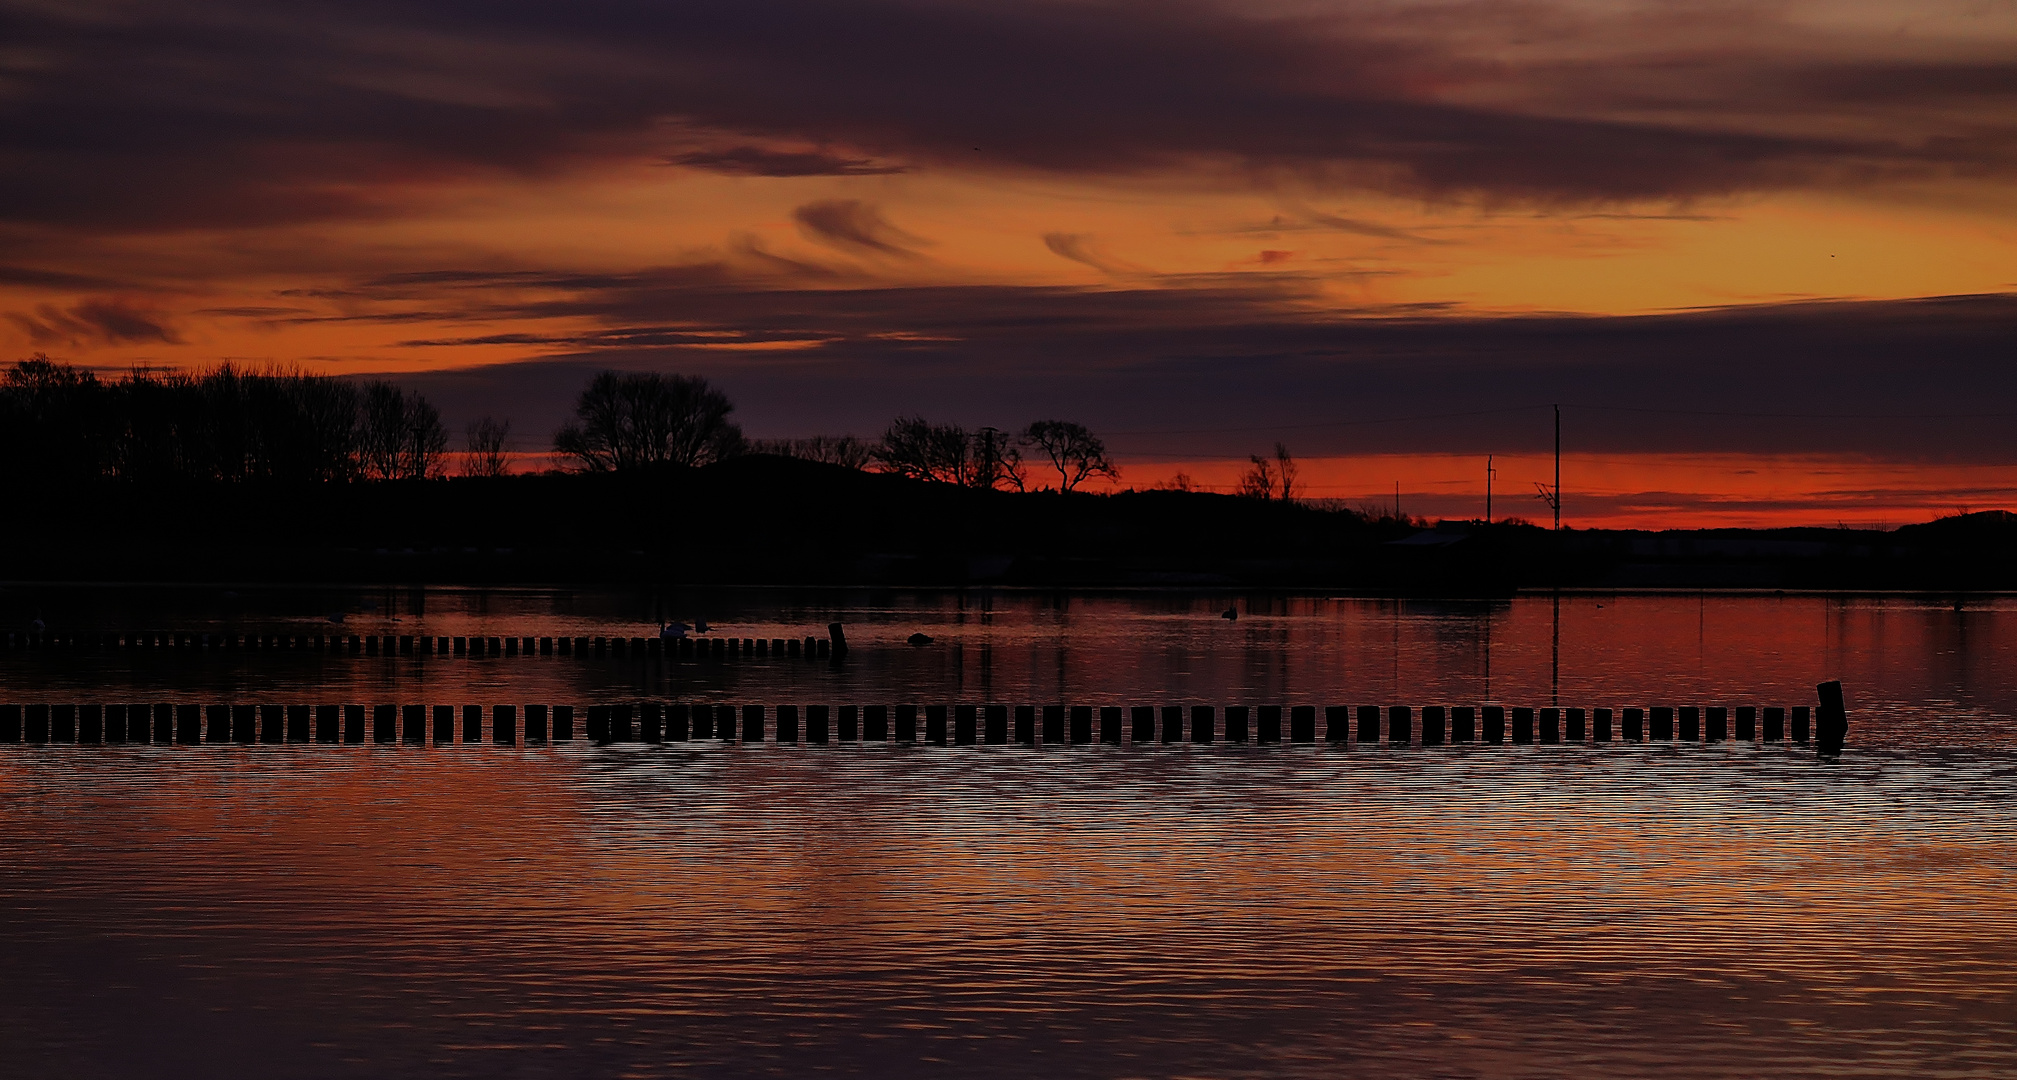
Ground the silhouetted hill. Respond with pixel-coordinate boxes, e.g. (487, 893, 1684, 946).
(2, 457, 2009, 591)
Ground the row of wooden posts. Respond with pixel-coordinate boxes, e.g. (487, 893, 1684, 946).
(0, 702, 1829, 747)
(1, 631, 836, 660)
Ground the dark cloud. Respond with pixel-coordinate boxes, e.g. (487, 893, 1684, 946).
(793, 200, 929, 257)
(1043, 233, 1144, 277)
(6, 298, 181, 347)
(667, 146, 910, 176)
(351, 264, 2017, 464)
(2, 1, 2010, 234)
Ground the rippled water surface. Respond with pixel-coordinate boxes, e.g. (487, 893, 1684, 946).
(3, 588, 2014, 1078)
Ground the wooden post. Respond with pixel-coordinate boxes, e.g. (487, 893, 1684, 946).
(1511, 707, 1533, 744)
(1069, 705, 1094, 744)
(689, 703, 714, 740)
(313, 704, 337, 744)
(79, 704, 103, 744)
(864, 704, 888, 743)
(508, 637, 522, 657)
(1706, 706, 1727, 742)
(1160, 705, 1183, 744)
(952, 704, 976, 745)
(1565, 708, 1585, 743)
(1482, 705, 1505, 744)
(454, 636, 467, 655)
(894, 704, 917, 744)
(807, 704, 830, 745)
(984, 703, 1008, 744)
(1451, 706, 1475, 743)
(778, 704, 801, 744)
(611, 702, 634, 742)
(665, 704, 686, 742)
(1623, 707, 1644, 742)
(1017, 705, 1038, 745)
(554, 705, 574, 742)
(525, 704, 550, 743)
(1131, 706, 1155, 744)
(1735, 706, 1756, 741)
(1651, 706, 1674, 741)
(1044, 704, 1067, 744)
(463, 704, 484, 744)
(1223, 705, 1249, 743)
(401, 705, 425, 744)
(584, 705, 607, 742)
(557, 636, 572, 656)
(1763, 706, 1785, 742)
(105, 704, 128, 743)
(1678, 706, 1700, 742)
(233, 704, 257, 744)
(205, 704, 228, 743)
(1387, 706, 1412, 748)
(1356, 705, 1380, 744)
(838, 705, 858, 742)
(1792, 705, 1811, 742)
(1422, 705, 1446, 746)
(828, 623, 847, 658)
(1256, 705, 1281, 744)
(923, 704, 946, 746)
(1190, 705, 1215, 744)
(1100, 706, 1122, 745)
(432, 705, 455, 745)
(1816, 682, 1847, 756)
(150, 703, 170, 743)
(1538, 708, 1559, 745)
(262, 704, 285, 744)
(737, 703, 764, 743)
(340, 704, 363, 744)
(0, 704, 19, 743)
(1592, 707, 1612, 742)
(541, 637, 554, 655)
(639, 702, 661, 743)
(1291, 705, 1316, 743)
(370, 704, 393, 743)
(787, 639, 801, 658)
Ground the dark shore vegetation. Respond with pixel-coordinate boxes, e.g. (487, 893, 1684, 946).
(4, 358, 2013, 591)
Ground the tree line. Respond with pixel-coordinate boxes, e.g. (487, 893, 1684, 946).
(3, 358, 1292, 500)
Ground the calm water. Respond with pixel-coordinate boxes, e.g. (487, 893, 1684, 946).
(2, 588, 2014, 1078)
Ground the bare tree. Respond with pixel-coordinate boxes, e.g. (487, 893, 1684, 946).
(874, 417, 1027, 489)
(358, 381, 447, 480)
(1024, 420, 1119, 491)
(874, 415, 972, 483)
(1273, 443, 1298, 502)
(1236, 454, 1277, 499)
(748, 434, 875, 469)
(463, 415, 511, 477)
(553, 371, 743, 472)
(970, 426, 1026, 491)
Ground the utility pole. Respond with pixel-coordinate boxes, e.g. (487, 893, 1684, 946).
(1553, 404, 1561, 532)
(1486, 454, 1494, 524)
(1395, 480, 1401, 522)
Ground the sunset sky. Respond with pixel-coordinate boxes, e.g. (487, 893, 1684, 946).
(4, 0, 2015, 526)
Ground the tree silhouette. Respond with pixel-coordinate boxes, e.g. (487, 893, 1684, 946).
(1025, 420, 1118, 491)
(359, 381, 447, 480)
(874, 416, 1026, 489)
(553, 371, 743, 472)
(874, 415, 972, 484)
(463, 415, 512, 477)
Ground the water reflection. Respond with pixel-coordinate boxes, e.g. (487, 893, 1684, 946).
(0, 745, 2011, 1079)
(0, 587, 2013, 749)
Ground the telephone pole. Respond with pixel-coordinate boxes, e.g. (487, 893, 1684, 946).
(1552, 404, 1561, 532)
(1486, 454, 1494, 524)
